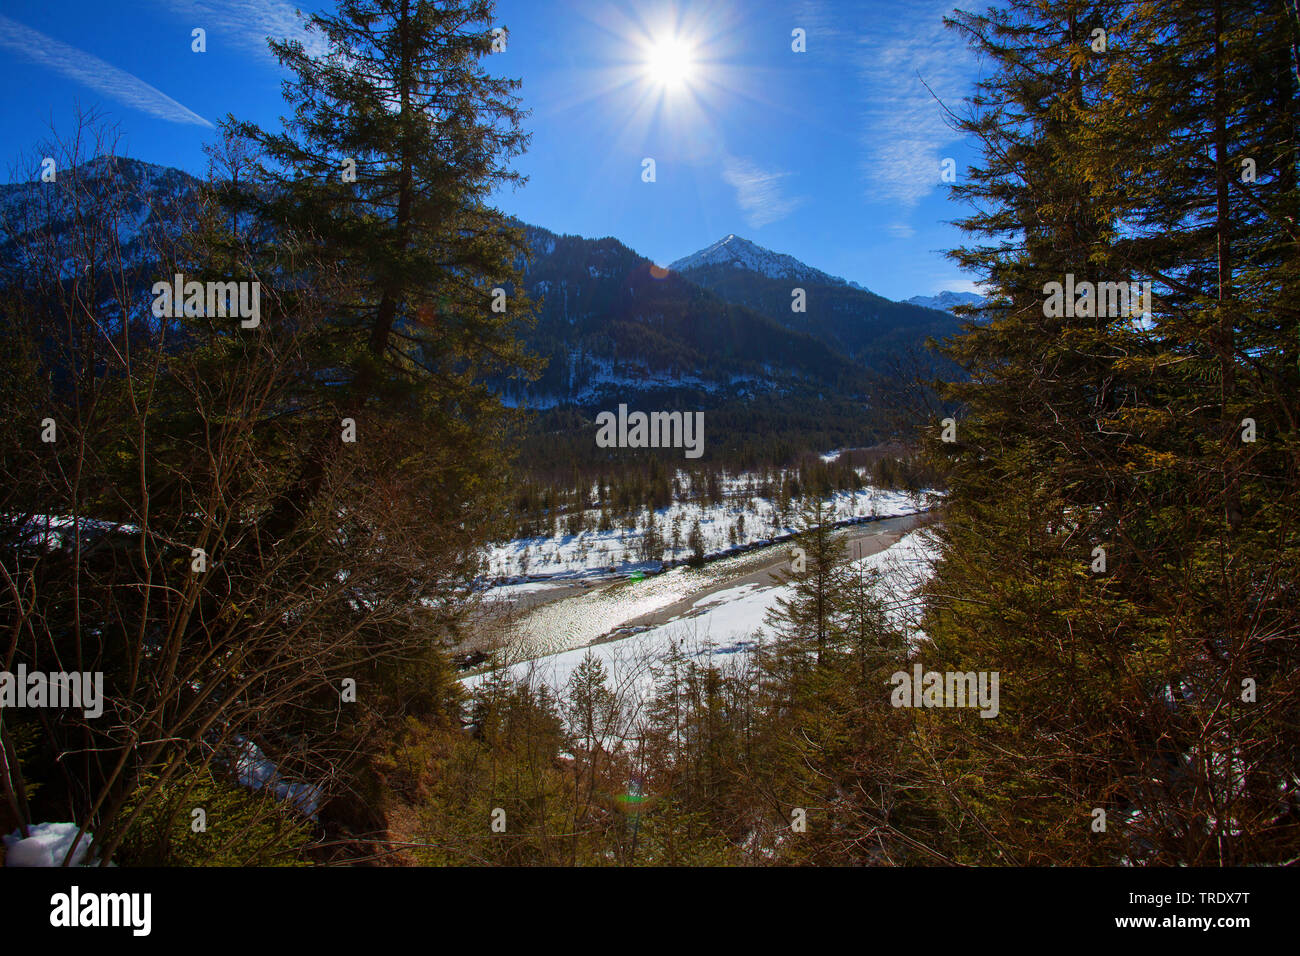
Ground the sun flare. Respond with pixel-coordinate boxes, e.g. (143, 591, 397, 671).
(643, 34, 696, 91)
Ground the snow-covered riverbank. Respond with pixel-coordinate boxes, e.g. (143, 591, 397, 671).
(466, 527, 939, 706)
(483, 486, 936, 585)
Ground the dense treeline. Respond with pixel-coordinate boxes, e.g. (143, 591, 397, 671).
(501, 447, 937, 541)
(507, 387, 942, 539)
(516, 394, 883, 479)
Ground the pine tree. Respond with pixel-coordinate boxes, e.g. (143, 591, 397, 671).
(687, 518, 705, 566)
(229, 0, 539, 546)
(566, 653, 617, 771)
(1068, 0, 1300, 864)
(764, 496, 848, 667)
(750, 510, 920, 863)
(640, 510, 662, 562)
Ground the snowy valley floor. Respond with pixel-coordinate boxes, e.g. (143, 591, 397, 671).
(465, 523, 940, 715)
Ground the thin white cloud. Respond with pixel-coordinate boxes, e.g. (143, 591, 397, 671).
(156, 0, 327, 60)
(722, 155, 805, 229)
(856, 5, 974, 208)
(0, 13, 213, 128)
(792, 0, 849, 46)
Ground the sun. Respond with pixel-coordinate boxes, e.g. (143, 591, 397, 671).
(643, 34, 696, 91)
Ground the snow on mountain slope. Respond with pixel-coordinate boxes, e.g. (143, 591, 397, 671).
(905, 290, 986, 314)
(668, 234, 857, 288)
(0, 156, 198, 275)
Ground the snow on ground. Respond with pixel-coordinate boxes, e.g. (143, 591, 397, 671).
(235, 739, 321, 818)
(10, 514, 142, 551)
(855, 528, 939, 643)
(465, 528, 941, 713)
(481, 580, 576, 602)
(3, 822, 98, 867)
(484, 485, 934, 584)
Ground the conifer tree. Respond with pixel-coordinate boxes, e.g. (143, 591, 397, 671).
(228, 0, 539, 546)
(1069, 0, 1300, 863)
(922, 0, 1134, 864)
(764, 496, 848, 667)
(687, 518, 705, 565)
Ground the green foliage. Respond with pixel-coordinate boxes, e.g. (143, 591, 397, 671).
(919, 0, 1300, 864)
(116, 769, 312, 867)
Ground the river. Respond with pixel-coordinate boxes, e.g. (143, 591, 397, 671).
(467, 512, 930, 667)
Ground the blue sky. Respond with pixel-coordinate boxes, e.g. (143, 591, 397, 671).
(0, 0, 986, 300)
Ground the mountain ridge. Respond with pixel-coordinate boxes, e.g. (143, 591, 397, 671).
(667, 234, 861, 290)
(0, 157, 961, 410)
(906, 290, 986, 314)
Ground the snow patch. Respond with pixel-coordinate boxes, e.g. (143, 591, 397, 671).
(668, 234, 851, 286)
(4, 822, 98, 867)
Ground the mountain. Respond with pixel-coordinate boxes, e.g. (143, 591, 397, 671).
(0, 160, 857, 407)
(0, 159, 952, 464)
(667, 234, 857, 289)
(905, 291, 986, 314)
(667, 235, 963, 370)
(0, 155, 195, 277)
(508, 224, 866, 409)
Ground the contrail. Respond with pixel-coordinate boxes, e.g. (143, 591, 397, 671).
(0, 13, 214, 128)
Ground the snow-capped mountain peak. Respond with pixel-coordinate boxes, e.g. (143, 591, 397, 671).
(905, 290, 986, 314)
(668, 234, 853, 288)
